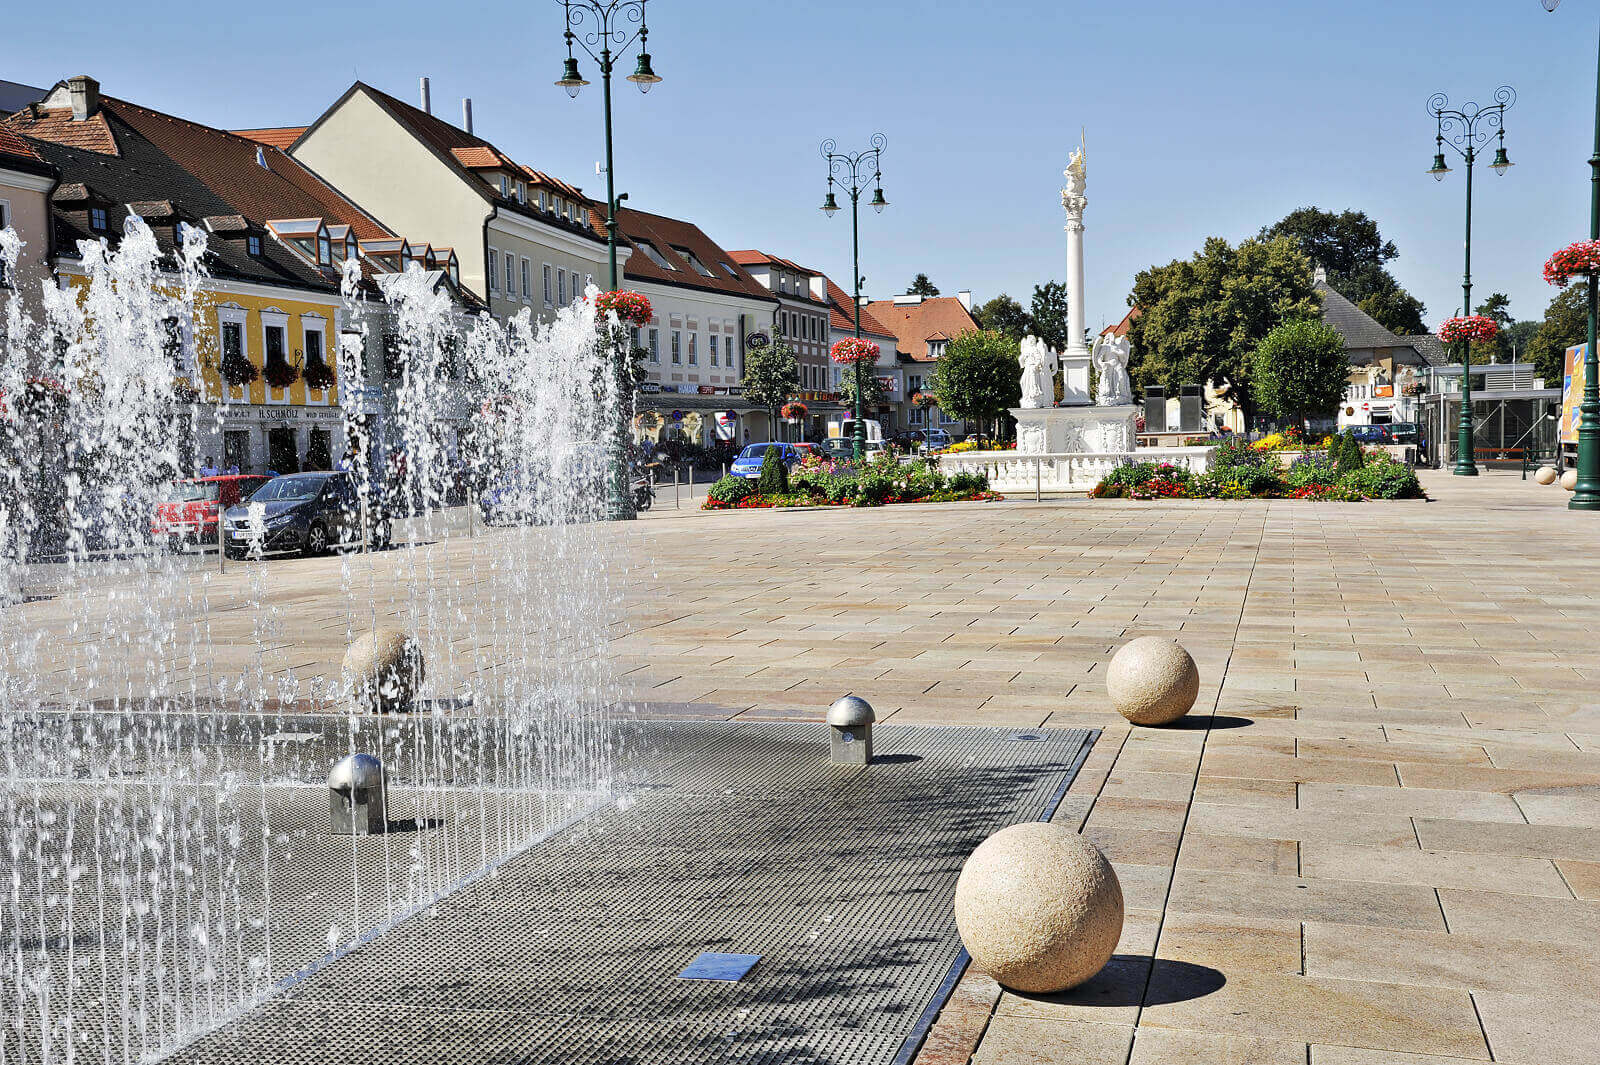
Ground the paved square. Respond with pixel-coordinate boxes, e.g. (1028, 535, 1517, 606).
(7, 468, 1598, 1063)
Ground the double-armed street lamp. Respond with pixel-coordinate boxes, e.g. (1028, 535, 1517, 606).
(1541, 0, 1600, 509)
(555, 0, 661, 520)
(1427, 86, 1515, 476)
(820, 135, 889, 464)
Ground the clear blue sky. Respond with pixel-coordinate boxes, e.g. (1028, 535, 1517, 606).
(5, 0, 1597, 333)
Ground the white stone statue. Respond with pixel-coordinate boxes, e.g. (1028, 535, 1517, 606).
(1091, 335, 1132, 407)
(1018, 335, 1058, 409)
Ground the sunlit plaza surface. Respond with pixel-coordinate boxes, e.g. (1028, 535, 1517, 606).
(8, 467, 1598, 1062)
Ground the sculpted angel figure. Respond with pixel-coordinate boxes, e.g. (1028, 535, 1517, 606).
(1018, 335, 1058, 409)
(1092, 334, 1132, 407)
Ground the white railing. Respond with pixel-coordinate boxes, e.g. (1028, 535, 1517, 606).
(938, 446, 1214, 497)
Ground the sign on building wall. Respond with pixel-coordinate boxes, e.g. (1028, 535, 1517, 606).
(1372, 357, 1394, 399)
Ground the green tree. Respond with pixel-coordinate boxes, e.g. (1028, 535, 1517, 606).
(838, 364, 889, 410)
(1262, 208, 1427, 334)
(932, 330, 1022, 440)
(1506, 319, 1540, 363)
(1127, 235, 1321, 426)
(907, 273, 940, 297)
(973, 293, 1032, 340)
(1030, 281, 1071, 351)
(1249, 318, 1350, 429)
(1526, 283, 1588, 387)
(740, 337, 799, 434)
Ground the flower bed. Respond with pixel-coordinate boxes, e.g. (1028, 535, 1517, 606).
(704, 453, 1000, 510)
(1089, 433, 1422, 501)
(940, 438, 1014, 454)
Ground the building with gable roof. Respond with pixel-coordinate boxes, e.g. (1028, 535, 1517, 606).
(6, 75, 479, 476)
(862, 293, 978, 436)
(0, 120, 56, 321)
(1313, 271, 1432, 430)
(284, 81, 614, 323)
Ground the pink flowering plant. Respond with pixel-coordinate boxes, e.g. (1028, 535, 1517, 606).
(1545, 241, 1600, 287)
(829, 337, 880, 364)
(780, 401, 808, 420)
(1437, 316, 1498, 345)
(593, 290, 653, 327)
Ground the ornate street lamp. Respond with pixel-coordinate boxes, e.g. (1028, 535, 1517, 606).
(1541, 1, 1600, 509)
(1427, 86, 1515, 476)
(820, 134, 888, 463)
(555, 0, 662, 520)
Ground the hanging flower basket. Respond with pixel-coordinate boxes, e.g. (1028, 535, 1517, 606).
(780, 401, 808, 421)
(593, 290, 653, 327)
(263, 360, 300, 389)
(1544, 240, 1600, 287)
(303, 360, 336, 392)
(910, 390, 936, 407)
(219, 351, 259, 387)
(830, 337, 880, 364)
(1437, 316, 1498, 345)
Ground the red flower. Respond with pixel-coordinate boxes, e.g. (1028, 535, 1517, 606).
(1437, 316, 1498, 345)
(780, 401, 808, 420)
(593, 290, 653, 327)
(830, 337, 880, 364)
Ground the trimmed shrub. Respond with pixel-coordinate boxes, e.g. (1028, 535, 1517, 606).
(948, 471, 987, 495)
(756, 446, 789, 495)
(707, 475, 756, 504)
(1334, 433, 1365, 478)
(1341, 455, 1422, 499)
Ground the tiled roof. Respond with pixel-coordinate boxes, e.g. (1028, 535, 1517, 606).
(521, 166, 588, 204)
(1315, 280, 1405, 351)
(614, 207, 775, 302)
(1102, 306, 1139, 339)
(862, 297, 978, 362)
(1400, 333, 1451, 367)
(232, 127, 306, 150)
(6, 101, 119, 155)
(6, 95, 393, 294)
(0, 122, 53, 178)
(728, 248, 822, 277)
(344, 82, 602, 246)
(450, 146, 510, 169)
(822, 277, 894, 340)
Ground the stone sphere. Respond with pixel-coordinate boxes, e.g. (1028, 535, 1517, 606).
(954, 823, 1124, 993)
(1562, 469, 1579, 492)
(1106, 637, 1199, 726)
(342, 628, 424, 712)
(1535, 466, 1558, 486)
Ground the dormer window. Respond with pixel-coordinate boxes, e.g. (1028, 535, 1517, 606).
(516, 181, 527, 203)
(89, 207, 108, 232)
(318, 232, 332, 266)
(247, 234, 262, 256)
(500, 175, 510, 198)
(634, 241, 675, 271)
(673, 247, 715, 278)
(539, 190, 548, 212)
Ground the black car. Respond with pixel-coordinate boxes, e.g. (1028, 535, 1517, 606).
(221, 471, 392, 559)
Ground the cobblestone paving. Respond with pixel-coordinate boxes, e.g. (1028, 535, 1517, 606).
(8, 468, 1599, 1062)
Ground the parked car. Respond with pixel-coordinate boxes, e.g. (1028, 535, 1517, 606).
(729, 443, 804, 480)
(1387, 422, 1419, 445)
(819, 437, 886, 462)
(221, 471, 392, 559)
(890, 428, 953, 453)
(152, 475, 270, 551)
(790, 442, 819, 463)
(1348, 425, 1394, 445)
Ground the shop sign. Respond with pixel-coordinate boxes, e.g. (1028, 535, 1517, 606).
(745, 332, 770, 349)
(697, 386, 716, 395)
(638, 382, 661, 394)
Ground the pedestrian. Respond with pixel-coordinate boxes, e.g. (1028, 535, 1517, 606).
(199, 455, 218, 477)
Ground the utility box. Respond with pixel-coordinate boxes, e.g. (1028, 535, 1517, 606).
(328, 753, 388, 835)
(1143, 386, 1167, 433)
(827, 695, 875, 766)
(1179, 385, 1204, 433)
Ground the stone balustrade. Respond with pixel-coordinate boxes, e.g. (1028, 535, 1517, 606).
(938, 446, 1214, 495)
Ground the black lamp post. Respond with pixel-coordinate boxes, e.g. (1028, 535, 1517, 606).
(555, 0, 661, 520)
(821, 134, 888, 464)
(1427, 86, 1515, 476)
(1542, 1, 1600, 509)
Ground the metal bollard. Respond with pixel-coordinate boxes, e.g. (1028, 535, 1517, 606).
(328, 753, 388, 835)
(1036, 457, 1042, 502)
(674, 467, 681, 509)
(217, 513, 225, 573)
(827, 695, 875, 766)
(360, 496, 369, 554)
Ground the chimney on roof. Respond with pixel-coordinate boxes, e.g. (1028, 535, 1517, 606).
(420, 76, 432, 115)
(957, 290, 973, 312)
(462, 98, 473, 134)
(1313, 264, 1327, 283)
(68, 75, 99, 122)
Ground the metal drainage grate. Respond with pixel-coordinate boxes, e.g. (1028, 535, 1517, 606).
(86, 720, 1093, 1065)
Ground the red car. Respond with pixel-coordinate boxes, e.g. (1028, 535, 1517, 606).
(152, 475, 270, 549)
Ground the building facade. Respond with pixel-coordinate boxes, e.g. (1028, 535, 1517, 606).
(863, 293, 978, 437)
(0, 124, 56, 324)
(729, 251, 852, 440)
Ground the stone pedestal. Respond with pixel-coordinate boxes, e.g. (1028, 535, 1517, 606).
(1012, 405, 1138, 456)
(1060, 351, 1091, 406)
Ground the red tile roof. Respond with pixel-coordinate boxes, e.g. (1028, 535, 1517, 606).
(862, 297, 978, 362)
(6, 102, 118, 155)
(614, 207, 775, 302)
(1101, 306, 1139, 338)
(727, 248, 822, 277)
(0, 123, 45, 166)
(232, 127, 306, 150)
(823, 278, 895, 340)
(450, 145, 510, 169)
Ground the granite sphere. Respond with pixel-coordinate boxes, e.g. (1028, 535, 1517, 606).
(1563, 468, 1580, 492)
(1106, 637, 1199, 726)
(1535, 466, 1558, 486)
(954, 822, 1124, 993)
(343, 628, 424, 712)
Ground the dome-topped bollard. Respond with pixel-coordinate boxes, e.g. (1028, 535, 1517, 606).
(343, 628, 425, 713)
(328, 753, 388, 835)
(827, 695, 875, 765)
(1106, 637, 1200, 726)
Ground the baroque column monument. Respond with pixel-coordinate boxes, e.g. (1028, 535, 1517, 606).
(1013, 136, 1138, 457)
